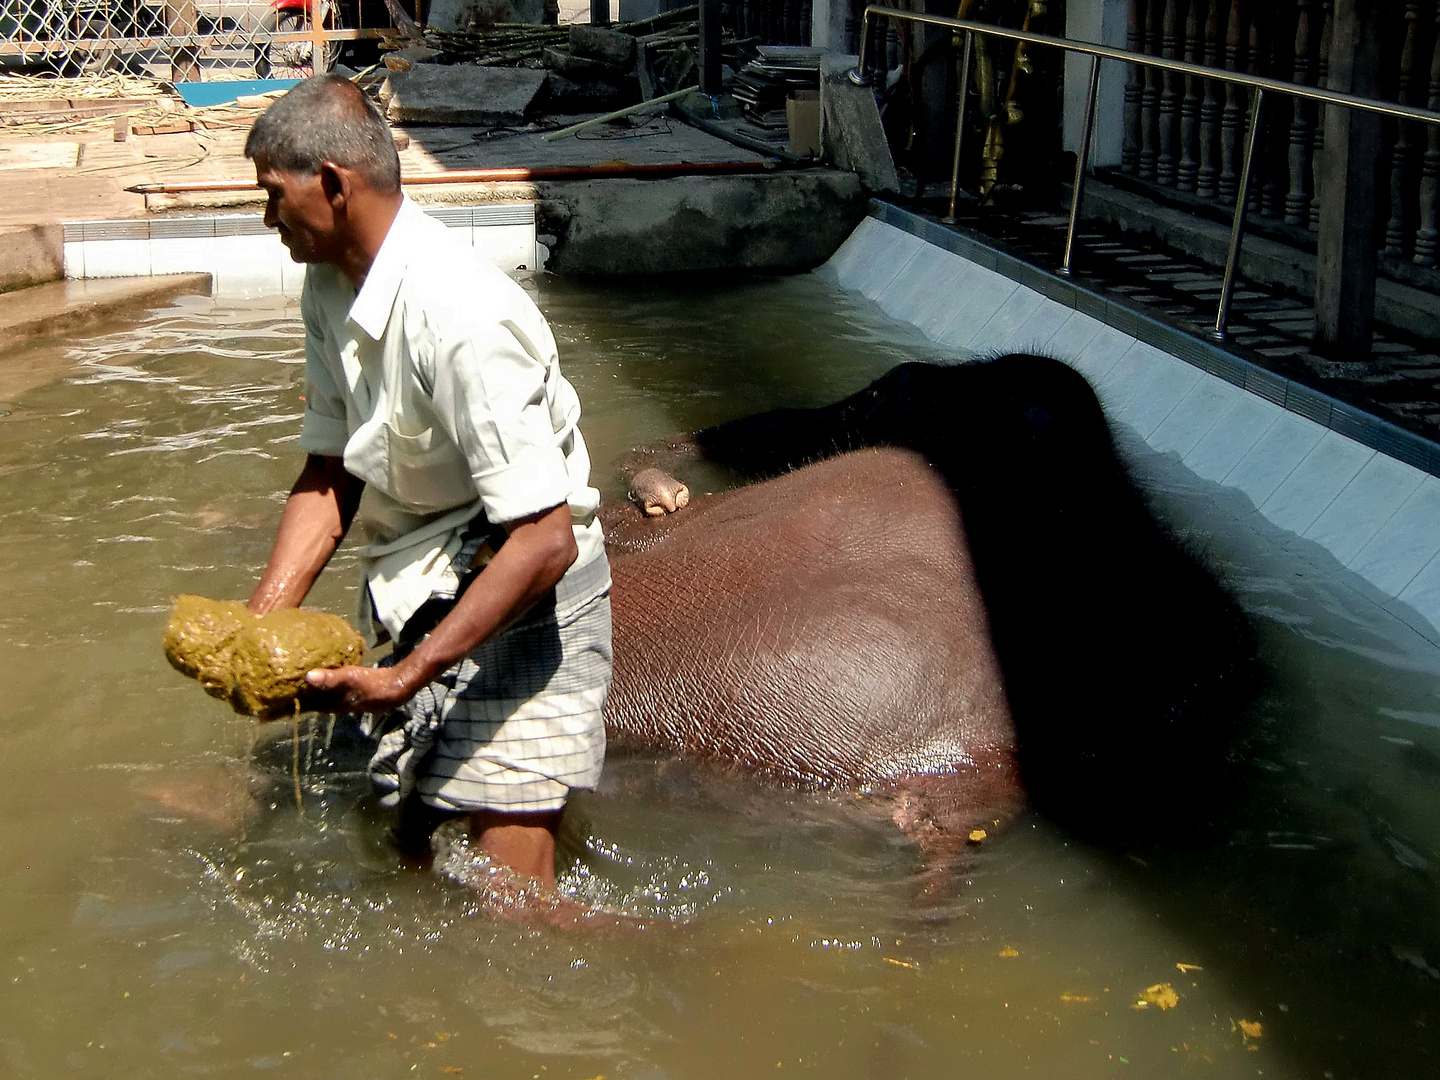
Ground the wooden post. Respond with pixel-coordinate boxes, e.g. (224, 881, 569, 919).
(164, 1, 200, 83)
(1314, 0, 1389, 356)
(310, 2, 327, 76)
(699, 0, 722, 95)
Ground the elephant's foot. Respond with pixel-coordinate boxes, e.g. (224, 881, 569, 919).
(629, 467, 691, 517)
(141, 761, 261, 836)
(880, 767, 1023, 907)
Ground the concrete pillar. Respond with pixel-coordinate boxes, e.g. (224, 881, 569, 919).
(810, 0, 853, 52)
(1064, 0, 1129, 168)
(1314, 0, 1390, 356)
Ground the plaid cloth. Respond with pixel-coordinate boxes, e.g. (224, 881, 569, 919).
(360, 550, 612, 814)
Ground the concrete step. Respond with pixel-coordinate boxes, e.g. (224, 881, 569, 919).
(0, 273, 212, 344)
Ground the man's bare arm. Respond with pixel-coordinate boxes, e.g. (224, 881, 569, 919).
(304, 503, 578, 712)
(248, 454, 365, 615)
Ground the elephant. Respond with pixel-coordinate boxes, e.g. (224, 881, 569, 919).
(599, 355, 1259, 853)
(154, 355, 1256, 891)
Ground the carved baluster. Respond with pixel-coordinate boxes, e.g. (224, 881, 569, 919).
(1285, 1, 1318, 224)
(1197, 0, 1225, 198)
(1385, 1, 1425, 256)
(1157, 0, 1183, 184)
(1414, 1, 1440, 265)
(1219, 0, 1246, 200)
(1310, 0, 1334, 230)
(1123, 0, 1147, 172)
(1178, 0, 1204, 190)
(1140, 0, 1164, 179)
(1257, 8, 1288, 217)
(1246, 12, 1271, 214)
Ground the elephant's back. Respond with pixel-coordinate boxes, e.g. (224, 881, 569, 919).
(604, 447, 1017, 789)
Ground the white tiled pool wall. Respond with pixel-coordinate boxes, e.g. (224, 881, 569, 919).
(818, 205, 1440, 649)
(62, 203, 541, 298)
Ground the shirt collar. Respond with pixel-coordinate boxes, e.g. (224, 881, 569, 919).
(347, 196, 424, 341)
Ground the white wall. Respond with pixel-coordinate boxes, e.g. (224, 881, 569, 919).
(1065, 0, 1129, 168)
(809, 0, 850, 52)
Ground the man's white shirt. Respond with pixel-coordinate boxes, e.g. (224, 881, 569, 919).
(297, 197, 606, 644)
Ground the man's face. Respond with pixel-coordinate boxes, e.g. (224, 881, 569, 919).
(253, 152, 339, 265)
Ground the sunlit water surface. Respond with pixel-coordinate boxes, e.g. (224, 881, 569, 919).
(0, 275, 1437, 1079)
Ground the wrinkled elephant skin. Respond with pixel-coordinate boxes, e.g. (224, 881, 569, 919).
(599, 355, 1258, 845)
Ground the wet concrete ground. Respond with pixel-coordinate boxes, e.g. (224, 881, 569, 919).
(0, 97, 773, 224)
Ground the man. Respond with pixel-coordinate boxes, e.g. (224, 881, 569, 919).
(243, 76, 612, 891)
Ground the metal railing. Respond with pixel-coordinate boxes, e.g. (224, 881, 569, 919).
(849, 5, 1440, 342)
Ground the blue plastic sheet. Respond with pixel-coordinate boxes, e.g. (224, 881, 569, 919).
(172, 79, 300, 108)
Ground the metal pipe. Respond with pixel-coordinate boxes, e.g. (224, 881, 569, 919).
(850, 6, 1440, 129)
(943, 32, 974, 224)
(1213, 88, 1266, 342)
(1061, 55, 1103, 277)
(542, 87, 696, 141)
(125, 160, 779, 196)
(0, 28, 393, 56)
(673, 108, 811, 165)
(849, 11, 874, 85)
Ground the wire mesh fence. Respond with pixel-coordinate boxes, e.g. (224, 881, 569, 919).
(0, 0, 402, 80)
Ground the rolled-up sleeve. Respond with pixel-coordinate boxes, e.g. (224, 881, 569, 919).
(297, 284, 349, 457)
(424, 316, 572, 525)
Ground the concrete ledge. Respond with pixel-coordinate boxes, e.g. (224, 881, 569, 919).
(1085, 179, 1440, 341)
(536, 170, 866, 276)
(0, 224, 63, 294)
(0, 274, 211, 343)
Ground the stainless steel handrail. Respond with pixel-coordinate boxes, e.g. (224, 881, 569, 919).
(849, 5, 1440, 341)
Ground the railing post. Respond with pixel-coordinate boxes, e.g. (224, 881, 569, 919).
(590, 0, 610, 27)
(1213, 86, 1265, 341)
(849, 8, 875, 85)
(943, 31, 975, 224)
(1062, 55, 1103, 276)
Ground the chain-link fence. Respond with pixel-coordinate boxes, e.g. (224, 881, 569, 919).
(0, 0, 405, 80)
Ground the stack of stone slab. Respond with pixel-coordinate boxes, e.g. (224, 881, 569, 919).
(543, 25, 643, 112)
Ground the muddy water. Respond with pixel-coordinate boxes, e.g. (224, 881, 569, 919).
(0, 277, 1437, 1079)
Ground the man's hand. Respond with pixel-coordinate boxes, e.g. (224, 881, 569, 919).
(305, 663, 417, 714)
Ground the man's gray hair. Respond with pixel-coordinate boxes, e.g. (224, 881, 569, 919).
(245, 75, 401, 192)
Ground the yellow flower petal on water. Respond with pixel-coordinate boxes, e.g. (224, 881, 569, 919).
(1060, 993, 1095, 1004)
(968, 828, 988, 843)
(1238, 1020, 1263, 1039)
(884, 957, 917, 969)
(1135, 983, 1180, 1010)
(1175, 962, 1203, 973)
(998, 946, 1020, 958)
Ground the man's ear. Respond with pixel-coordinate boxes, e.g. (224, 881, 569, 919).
(318, 161, 351, 211)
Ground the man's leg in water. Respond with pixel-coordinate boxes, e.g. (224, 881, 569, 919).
(391, 793, 461, 867)
(392, 795, 562, 889)
(470, 808, 563, 889)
